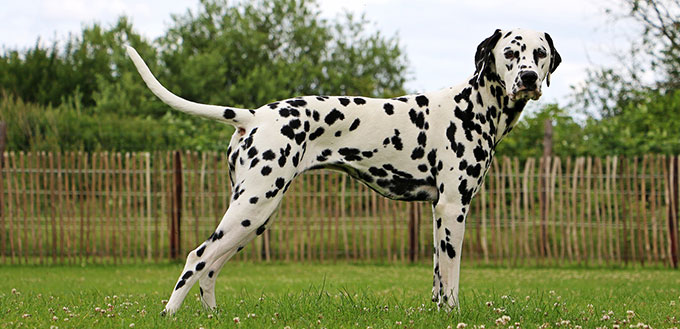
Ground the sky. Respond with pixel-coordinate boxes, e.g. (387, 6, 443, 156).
(0, 0, 639, 110)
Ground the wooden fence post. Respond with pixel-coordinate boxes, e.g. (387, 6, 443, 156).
(170, 151, 182, 259)
(669, 156, 679, 268)
(543, 119, 553, 158)
(540, 119, 553, 260)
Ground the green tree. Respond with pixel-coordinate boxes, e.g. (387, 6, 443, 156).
(582, 89, 680, 155)
(496, 105, 587, 160)
(621, 0, 680, 90)
(156, 0, 407, 108)
(571, 1, 680, 116)
(0, 17, 155, 110)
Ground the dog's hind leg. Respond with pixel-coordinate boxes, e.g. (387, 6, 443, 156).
(197, 229, 256, 311)
(161, 166, 295, 315)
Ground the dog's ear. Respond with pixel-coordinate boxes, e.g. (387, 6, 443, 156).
(544, 32, 561, 87)
(474, 29, 503, 83)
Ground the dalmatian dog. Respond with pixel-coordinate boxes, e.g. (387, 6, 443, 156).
(126, 27, 560, 315)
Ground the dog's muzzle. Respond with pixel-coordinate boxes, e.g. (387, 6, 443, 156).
(509, 71, 542, 101)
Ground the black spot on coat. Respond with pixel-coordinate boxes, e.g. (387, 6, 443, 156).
(338, 148, 362, 161)
(324, 109, 345, 125)
(286, 99, 307, 107)
(280, 125, 295, 139)
(408, 109, 425, 129)
(309, 127, 325, 140)
(262, 150, 276, 160)
(410, 147, 425, 160)
(415, 95, 429, 107)
(349, 119, 361, 131)
(223, 109, 236, 119)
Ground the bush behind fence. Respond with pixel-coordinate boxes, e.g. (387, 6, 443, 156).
(0, 151, 678, 267)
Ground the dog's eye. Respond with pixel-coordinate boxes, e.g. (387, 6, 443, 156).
(536, 49, 547, 59)
(504, 51, 514, 59)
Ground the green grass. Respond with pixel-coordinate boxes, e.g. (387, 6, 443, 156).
(1, 263, 679, 328)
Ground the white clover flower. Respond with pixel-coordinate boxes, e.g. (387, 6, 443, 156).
(495, 315, 511, 326)
(457, 323, 467, 328)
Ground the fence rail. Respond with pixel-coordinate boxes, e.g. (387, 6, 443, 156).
(0, 151, 678, 267)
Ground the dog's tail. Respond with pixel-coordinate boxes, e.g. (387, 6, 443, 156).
(125, 45, 252, 125)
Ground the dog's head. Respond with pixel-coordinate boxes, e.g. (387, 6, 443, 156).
(474, 28, 561, 101)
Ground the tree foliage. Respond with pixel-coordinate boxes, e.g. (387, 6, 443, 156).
(495, 105, 588, 159)
(623, 0, 680, 90)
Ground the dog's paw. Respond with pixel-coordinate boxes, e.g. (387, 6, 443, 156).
(199, 291, 217, 311)
(160, 307, 178, 317)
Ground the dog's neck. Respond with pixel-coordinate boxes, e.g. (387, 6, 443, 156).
(465, 71, 528, 149)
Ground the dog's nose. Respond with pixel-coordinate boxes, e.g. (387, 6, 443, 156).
(520, 71, 538, 88)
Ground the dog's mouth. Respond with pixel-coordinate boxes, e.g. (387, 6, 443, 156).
(509, 86, 542, 101)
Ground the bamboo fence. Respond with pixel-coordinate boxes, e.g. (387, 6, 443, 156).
(0, 151, 678, 267)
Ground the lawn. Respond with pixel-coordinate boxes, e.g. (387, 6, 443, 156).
(0, 262, 679, 328)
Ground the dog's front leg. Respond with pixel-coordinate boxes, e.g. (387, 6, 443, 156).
(433, 199, 467, 309)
